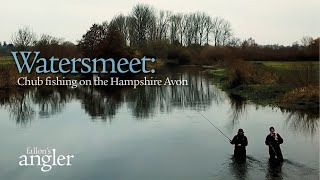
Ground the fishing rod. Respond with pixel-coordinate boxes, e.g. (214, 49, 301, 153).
(156, 80, 231, 141)
(269, 143, 278, 158)
(194, 109, 231, 141)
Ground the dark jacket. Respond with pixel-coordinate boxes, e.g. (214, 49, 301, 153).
(265, 133, 284, 160)
(265, 133, 283, 148)
(230, 134, 248, 159)
(230, 134, 248, 154)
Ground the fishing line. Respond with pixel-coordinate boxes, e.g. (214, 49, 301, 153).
(155, 74, 231, 141)
(194, 108, 231, 141)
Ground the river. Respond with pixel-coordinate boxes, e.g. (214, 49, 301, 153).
(0, 67, 318, 180)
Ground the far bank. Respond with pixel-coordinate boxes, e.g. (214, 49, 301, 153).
(207, 60, 319, 115)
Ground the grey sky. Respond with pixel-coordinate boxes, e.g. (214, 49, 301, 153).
(1, 0, 319, 45)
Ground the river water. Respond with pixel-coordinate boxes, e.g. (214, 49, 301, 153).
(0, 67, 318, 180)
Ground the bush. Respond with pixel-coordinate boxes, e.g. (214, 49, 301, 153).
(224, 59, 279, 88)
(178, 49, 192, 64)
(0, 65, 20, 87)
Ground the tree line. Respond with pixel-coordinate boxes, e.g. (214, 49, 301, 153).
(107, 5, 233, 47)
(2, 4, 319, 64)
(79, 4, 234, 51)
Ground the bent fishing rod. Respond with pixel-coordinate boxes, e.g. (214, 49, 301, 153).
(194, 109, 231, 141)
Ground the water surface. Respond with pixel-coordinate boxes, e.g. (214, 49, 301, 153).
(0, 67, 319, 180)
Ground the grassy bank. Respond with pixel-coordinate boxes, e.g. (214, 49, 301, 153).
(207, 61, 319, 113)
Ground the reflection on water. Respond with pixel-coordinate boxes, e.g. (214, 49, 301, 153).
(226, 94, 248, 132)
(266, 159, 283, 180)
(33, 87, 72, 118)
(0, 67, 318, 136)
(284, 110, 319, 137)
(0, 67, 318, 180)
(229, 156, 249, 180)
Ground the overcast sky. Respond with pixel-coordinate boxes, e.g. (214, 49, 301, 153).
(1, 0, 319, 45)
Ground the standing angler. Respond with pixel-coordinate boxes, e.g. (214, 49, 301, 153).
(230, 129, 248, 160)
(265, 127, 284, 161)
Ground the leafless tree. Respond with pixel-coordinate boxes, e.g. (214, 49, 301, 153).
(211, 17, 232, 46)
(11, 26, 36, 50)
(204, 16, 213, 45)
(184, 14, 196, 46)
(179, 14, 188, 45)
(220, 20, 232, 46)
(103, 5, 236, 48)
(156, 10, 171, 41)
(241, 37, 256, 48)
(110, 15, 128, 44)
(228, 37, 241, 47)
(169, 14, 181, 44)
(197, 12, 208, 45)
(128, 4, 156, 46)
(300, 36, 313, 47)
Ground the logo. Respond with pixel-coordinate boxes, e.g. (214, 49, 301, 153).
(18, 147, 75, 172)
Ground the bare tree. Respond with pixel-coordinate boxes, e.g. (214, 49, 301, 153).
(212, 17, 223, 46)
(101, 5, 238, 48)
(110, 14, 129, 45)
(197, 12, 208, 45)
(300, 36, 313, 47)
(156, 10, 171, 41)
(179, 14, 188, 45)
(220, 20, 232, 46)
(211, 17, 232, 46)
(204, 16, 213, 45)
(191, 13, 200, 45)
(184, 13, 197, 46)
(241, 37, 256, 48)
(129, 4, 156, 46)
(127, 16, 138, 46)
(11, 26, 36, 50)
(169, 14, 181, 44)
(228, 37, 241, 47)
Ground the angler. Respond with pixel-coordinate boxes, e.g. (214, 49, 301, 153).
(230, 128, 248, 161)
(265, 127, 284, 161)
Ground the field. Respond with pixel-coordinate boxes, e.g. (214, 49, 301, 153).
(257, 61, 319, 70)
(253, 61, 319, 83)
(0, 56, 14, 65)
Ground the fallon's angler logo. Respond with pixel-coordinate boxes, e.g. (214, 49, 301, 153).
(19, 147, 75, 172)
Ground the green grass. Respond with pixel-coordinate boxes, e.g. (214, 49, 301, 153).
(254, 61, 319, 83)
(207, 68, 228, 85)
(257, 61, 319, 70)
(208, 68, 225, 78)
(0, 56, 14, 65)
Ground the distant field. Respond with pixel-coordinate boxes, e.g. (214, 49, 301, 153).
(255, 61, 319, 70)
(252, 61, 319, 84)
(0, 56, 14, 65)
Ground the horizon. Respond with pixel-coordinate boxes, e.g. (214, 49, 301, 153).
(1, 0, 319, 46)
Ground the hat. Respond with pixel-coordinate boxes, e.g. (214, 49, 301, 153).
(238, 129, 244, 133)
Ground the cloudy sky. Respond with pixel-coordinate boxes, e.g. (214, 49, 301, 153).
(1, 0, 319, 45)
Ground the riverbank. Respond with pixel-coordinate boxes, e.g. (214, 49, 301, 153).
(207, 61, 319, 114)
